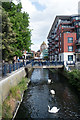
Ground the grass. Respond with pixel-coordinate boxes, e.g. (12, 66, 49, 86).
(2, 77, 29, 119)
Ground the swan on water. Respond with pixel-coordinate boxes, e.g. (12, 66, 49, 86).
(48, 79, 51, 84)
(48, 105, 60, 113)
(50, 90, 55, 95)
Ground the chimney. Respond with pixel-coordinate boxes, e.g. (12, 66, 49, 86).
(78, 1, 80, 15)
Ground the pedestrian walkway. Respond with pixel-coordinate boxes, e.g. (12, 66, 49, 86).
(33, 65, 63, 69)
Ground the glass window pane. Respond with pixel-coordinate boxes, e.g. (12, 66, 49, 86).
(68, 55, 73, 61)
(68, 46, 73, 51)
(68, 37, 73, 43)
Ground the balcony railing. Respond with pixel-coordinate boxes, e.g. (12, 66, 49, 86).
(55, 51, 59, 54)
(48, 39, 51, 42)
(55, 37, 59, 41)
(55, 44, 59, 48)
(50, 49, 52, 51)
(52, 41, 55, 45)
(61, 21, 71, 24)
(75, 40, 80, 45)
(49, 40, 52, 43)
(52, 47, 55, 50)
(75, 49, 80, 53)
(52, 35, 54, 39)
(52, 53, 55, 55)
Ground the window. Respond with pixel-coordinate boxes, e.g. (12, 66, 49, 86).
(68, 37, 73, 43)
(66, 31, 70, 33)
(68, 55, 73, 61)
(68, 46, 73, 51)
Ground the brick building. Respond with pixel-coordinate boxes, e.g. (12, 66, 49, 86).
(47, 15, 80, 65)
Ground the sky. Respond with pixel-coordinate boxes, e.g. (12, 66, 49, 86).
(14, 0, 80, 52)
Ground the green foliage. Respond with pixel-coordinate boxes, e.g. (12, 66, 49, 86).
(2, 77, 29, 119)
(68, 69, 80, 91)
(18, 77, 28, 92)
(2, 101, 12, 119)
(2, 1, 32, 60)
(2, 7, 16, 61)
(10, 86, 19, 98)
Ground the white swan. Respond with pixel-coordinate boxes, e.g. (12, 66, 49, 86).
(48, 105, 60, 113)
(50, 90, 55, 95)
(48, 79, 51, 84)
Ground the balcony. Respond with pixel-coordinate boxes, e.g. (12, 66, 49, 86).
(55, 44, 59, 48)
(75, 40, 80, 45)
(52, 41, 55, 45)
(52, 35, 54, 39)
(50, 45, 52, 47)
(52, 53, 55, 55)
(75, 49, 80, 53)
(61, 20, 71, 24)
(55, 37, 59, 41)
(52, 47, 55, 50)
(48, 39, 52, 42)
(55, 51, 59, 54)
(50, 49, 52, 51)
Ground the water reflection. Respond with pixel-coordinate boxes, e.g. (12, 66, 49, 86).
(15, 69, 80, 119)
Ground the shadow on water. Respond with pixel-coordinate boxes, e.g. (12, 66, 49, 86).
(15, 68, 80, 120)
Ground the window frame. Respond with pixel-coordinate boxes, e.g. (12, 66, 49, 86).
(68, 55, 73, 61)
(68, 46, 73, 52)
(68, 37, 73, 43)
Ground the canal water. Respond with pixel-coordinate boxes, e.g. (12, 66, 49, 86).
(15, 68, 80, 119)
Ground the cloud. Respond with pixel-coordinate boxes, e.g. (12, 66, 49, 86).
(32, 2, 46, 11)
(21, 0, 79, 51)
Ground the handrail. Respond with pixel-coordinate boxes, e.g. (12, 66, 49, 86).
(32, 61, 64, 67)
(2, 60, 32, 76)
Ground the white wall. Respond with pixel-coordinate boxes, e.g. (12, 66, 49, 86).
(0, 67, 26, 103)
(59, 52, 75, 61)
(59, 52, 75, 66)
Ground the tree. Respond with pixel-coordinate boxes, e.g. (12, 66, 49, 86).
(2, 7, 16, 61)
(2, 2, 32, 58)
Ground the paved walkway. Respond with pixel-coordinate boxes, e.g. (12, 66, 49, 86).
(33, 65, 63, 69)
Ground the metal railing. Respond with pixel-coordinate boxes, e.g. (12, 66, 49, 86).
(32, 61, 64, 67)
(2, 60, 32, 76)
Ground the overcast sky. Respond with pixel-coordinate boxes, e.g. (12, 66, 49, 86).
(16, 0, 80, 51)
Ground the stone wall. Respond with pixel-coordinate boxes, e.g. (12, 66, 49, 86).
(0, 64, 32, 103)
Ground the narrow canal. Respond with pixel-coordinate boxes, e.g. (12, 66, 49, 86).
(15, 68, 80, 119)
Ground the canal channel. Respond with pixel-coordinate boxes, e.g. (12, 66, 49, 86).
(15, 68, 80, 119)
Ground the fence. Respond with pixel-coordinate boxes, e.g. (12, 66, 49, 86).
(32, 61, 64, 67)
(2, 60, 64, 76)
(2, 60, 32, 76)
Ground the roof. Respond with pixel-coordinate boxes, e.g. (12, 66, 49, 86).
(47, 15, 71, 38)
(41, 41, 46, 45)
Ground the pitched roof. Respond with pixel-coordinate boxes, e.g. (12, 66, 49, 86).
(41, 41, 46, 45)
